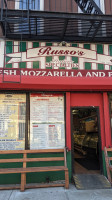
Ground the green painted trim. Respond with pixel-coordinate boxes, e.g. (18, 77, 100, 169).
(46, 56, 52, 63)
(46, 67, 52, 69)
(6, 56, 11, 63)
(72, 68, 79, 70)
(6, 41, 12, 54)
(97, 44, 103, 54)
(46, 43, 52, 46)
(59, 56, 65, 61)
(5, 64, 12, 68)
(98, 64, 104, 70)
(109, 45, 112, 56)
(0, 151, 72, 184)
(33, 61, 39, 69)
(67, 151, 72, 182)
(110, 66, 112, 70)
(19, 62, 26, 68)
(5, 57, 12, 68)
(59, 67, 65, 69)
(72, 57, 78, 63)
(33, 42, 39, 48)
(102, 151, 107, 177)
(20, 42, 26, 52)
(85, 62, 91, 70)
(72, 44, 78, 47)
(84, 44, 90, 50)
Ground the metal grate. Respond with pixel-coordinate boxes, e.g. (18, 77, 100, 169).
(1, 10, 112, 42)
(0, 0, 112, 43)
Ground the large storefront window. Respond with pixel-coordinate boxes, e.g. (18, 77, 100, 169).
(0, 93, 65, 150)
(0, 94, 26, 150)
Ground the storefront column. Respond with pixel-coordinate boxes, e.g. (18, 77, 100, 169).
(103, 92, 111, 147)
(66, 92, 71, 150)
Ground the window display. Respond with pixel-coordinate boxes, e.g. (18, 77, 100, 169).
(0, 92, 65, 150)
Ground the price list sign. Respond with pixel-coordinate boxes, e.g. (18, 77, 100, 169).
(30, 93, 65, 149)
(0, 94, 26, 150)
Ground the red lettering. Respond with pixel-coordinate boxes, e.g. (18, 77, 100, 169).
(70, 51, 77, 55)
(64, 50, 70, 54)
(58, 50, 65, 54)
(54, 50, 59, 55)
(37, 47, 85, 56)
(78, 51, 85, 56)
(50, 50, 59, 55)
(38, 47, 51, 55)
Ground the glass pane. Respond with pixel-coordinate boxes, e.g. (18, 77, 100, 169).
(93, 0, 100, 7)
(30, 93, 65, 149)
(19, 0, 40, 10)
(0, 94, 26, 150)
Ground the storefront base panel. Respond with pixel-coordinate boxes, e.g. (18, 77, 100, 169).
(102, 151, 107, 177)
(0, 152, 72, 185)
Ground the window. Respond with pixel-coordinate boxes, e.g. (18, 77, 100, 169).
(78, 0, 105, 13)
(15, 0, 44, 34)
(15, 0, 44, 10)
(94, 0, 100, 7)
(0, 93, 65, 150)
(78, 0, 105, 37)
(93, 0, 105, 13)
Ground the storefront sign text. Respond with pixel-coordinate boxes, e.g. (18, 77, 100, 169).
(1, 69, 112, 78)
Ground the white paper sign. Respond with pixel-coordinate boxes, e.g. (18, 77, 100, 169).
(30, 93, 65, 149)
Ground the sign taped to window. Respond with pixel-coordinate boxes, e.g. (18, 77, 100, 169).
(30, 93, 65, 149)
(0, 94, 26, 150)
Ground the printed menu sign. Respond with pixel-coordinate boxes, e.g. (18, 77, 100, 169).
(30, 93, 65, 149)
(0, 94, 26, 150)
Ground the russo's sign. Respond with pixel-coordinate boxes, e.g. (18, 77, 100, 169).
(6, 46, 97, 68)
(7, 46, 97, 62)
(27, 46, 96, 59)
(5, 43, 112, 70)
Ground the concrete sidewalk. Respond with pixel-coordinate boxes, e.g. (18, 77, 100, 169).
(1, 184, 112, 200)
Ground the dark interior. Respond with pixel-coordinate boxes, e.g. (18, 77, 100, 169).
(72, 107, 100, 174)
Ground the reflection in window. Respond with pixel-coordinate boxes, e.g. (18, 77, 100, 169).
(15, 0, 43, 34)
(93, 0, 100, 7)
(19, 0, 40, 10)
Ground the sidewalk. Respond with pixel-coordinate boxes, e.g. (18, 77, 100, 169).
(1, 184, 112, 200)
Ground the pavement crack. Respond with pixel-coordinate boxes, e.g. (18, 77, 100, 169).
(65, 190, 70, 200)
(8, 190, 15, 200)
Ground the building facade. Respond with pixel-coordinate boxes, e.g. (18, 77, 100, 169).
(0, 0, 112, 186)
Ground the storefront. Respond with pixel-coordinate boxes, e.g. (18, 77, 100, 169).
(0, 40, 112, 185)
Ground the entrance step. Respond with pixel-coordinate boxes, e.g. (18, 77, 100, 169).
(73, 174, 111, 190)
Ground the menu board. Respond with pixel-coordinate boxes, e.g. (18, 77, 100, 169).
(0, 94, 26, 150)
(30, 93, 65, 149)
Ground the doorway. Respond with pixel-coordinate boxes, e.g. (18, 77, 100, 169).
(71, 107, 101, 175)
